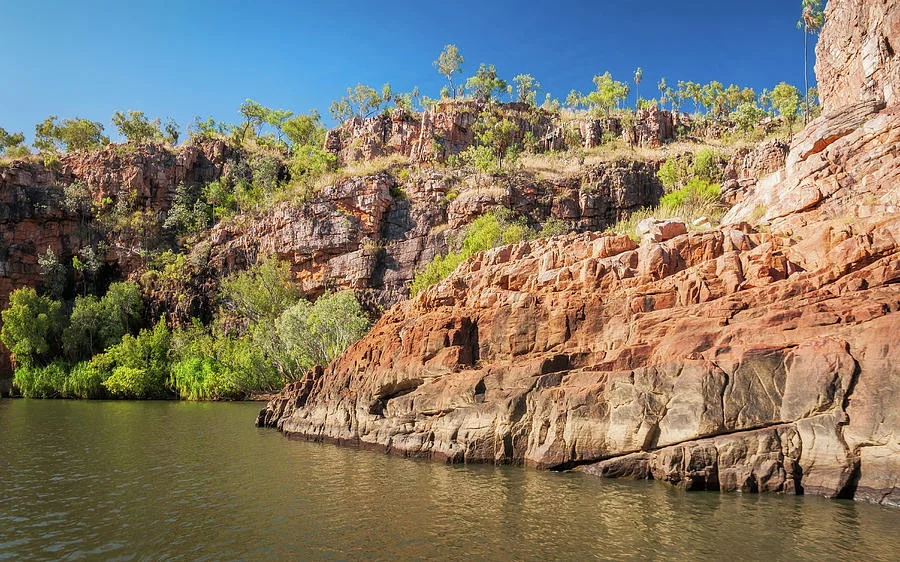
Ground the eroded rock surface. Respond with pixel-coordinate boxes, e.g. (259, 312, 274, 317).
(259, 0, 900, 504)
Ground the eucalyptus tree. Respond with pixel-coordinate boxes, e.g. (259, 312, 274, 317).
(798, 0, 825, 124)
(634, 67, 643, 107)
(513, 74, 541, 107)
(434, 44, 464, 99)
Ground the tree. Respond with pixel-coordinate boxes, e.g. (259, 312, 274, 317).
(566, 90, 583, 110)
(466, 64, 507, 102)
(0, 127, 28, 158)
(473, 110, 518, 171)
(434, 44, 464, 99)
(163, 118, 180, 145)
(732, 102, 766, 133)
(798, 0, 825, 124)
(238, 99, 268, 141)
(111, 110, 162, 143)
(772, 82, 801, 133)
(220, 258, 300, 323)
(585, 72, 629, 117)
(329, 84, 385, 123)
(1, 287, 64, 366)
(657, 78, 668, 110)
(634, 67, 643, 107)
(277, 291, 370, 370)
(38, 247, 67, 299)
(282, 110, 324, 148)
(513, 74, 540, 107)
(34, 116, 108, 153)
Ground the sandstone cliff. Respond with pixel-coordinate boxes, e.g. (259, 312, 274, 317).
(258, 0, 900, 506)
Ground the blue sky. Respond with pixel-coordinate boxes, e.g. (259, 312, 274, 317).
(3, 0, 817, 144)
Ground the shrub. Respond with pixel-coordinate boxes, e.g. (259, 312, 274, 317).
(220, 258, 300, 323)
(101, 319, 171, 398)
(1, 287, 64, 366)
(410, 211, 533, 296)
(13, 361, 69, 398)
(538, 217, 571, 238)
(65, 356, 113, 399)
(277, 291, 371, 370)
(692, 149, 721, 183)
(169, 356, 218, 401)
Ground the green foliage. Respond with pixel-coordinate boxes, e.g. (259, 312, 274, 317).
(466, 64, 507, 102)
(220, 258, 300, 323)
(538, 217, 570, 239)
(61, 281, 143, 360)
(164, 182, 212, 235)
(460, 144, 497, 175)
(434, 44, 464, 98)
(513, 74, 541, 107)
(38, 247, 67, 298)
(410, 211, 532, 296)
(111, 110, 163, 143)
(189, 116, 231, 141)
(657, 156, 691, 191)
(692, 149, 721, 183)
(1, 288, 64, 366)
(277, 291, 370, 370)
(64, 357, 111, 399)
(283, 110, 324, 147)
(34, 116, 108, 153)
(658, 178, 720, 208)
(585, 72, 629, 117)
(771, 82, 801, 129)
(101, 318, 171, 398)
(732, 102, 766, 133)
(330, 84, 388, 122)
(0, 127, 28, 158)
(13, 361, 69, 398)
(472, 110, 519, 171)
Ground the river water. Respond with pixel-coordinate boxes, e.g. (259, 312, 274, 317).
(1, 400, 897, 561)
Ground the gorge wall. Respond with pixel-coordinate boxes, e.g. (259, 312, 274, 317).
(258, 0, 900, 506)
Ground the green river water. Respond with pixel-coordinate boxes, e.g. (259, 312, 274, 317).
(1, 400, 898, 561)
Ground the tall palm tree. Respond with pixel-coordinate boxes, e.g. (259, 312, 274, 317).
(634, 67, 643, 109)
(798, 0, 825, 124)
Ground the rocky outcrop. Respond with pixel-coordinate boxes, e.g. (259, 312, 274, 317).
(816, 0, 900, 111)
(325, 102, 677, 164)
(258, 0, 900, 506)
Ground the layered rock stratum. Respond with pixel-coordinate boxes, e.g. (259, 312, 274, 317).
(258, 0, 900, 506)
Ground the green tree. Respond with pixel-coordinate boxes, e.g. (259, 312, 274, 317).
(466, 64, 507, 102)
(111, 110, 162, 143)
(0, 127, 29, 158)
(277, 291, 370, 370)
(566, 89, 583, 110)
(38, 247, 67, 299)
(220, 258, 300, 323)
(329, 84, 385, 123)
(772, 82, 801, 133)
(798, 0, 825, 124)
(732, 102, 766, 133)
(634, 67, 644, 107)
(473, 111, 518, 171)
(1, 288, 64, 366)
(34, 116, 108, 153)
(283, 111, 324, 147)
(585, 72, 629, 117)
(513, 74, 541, 107)
(102, 318, 171, 398)
(434, 44, 464, 99)
(163, 118, 180, 145)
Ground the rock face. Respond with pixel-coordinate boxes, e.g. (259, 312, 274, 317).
(258, 0, 900, 506)
(816, 0, 900, 111)
(325, 102, 677, 164)
(202, 161, 663, 311)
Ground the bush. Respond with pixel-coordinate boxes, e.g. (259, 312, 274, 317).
(410, 211, 533, 296)
(101, 319, 171, 398)
(12, 361, 69, 398)
(62, 281, 143, 360)
(169, 356, 218, 401)
(65, 357, 112, 399)
(220, 258, 300, 323)
(1, 287, 64, 366)
(692, 149, 721, 183)
(277, 291, 370, 370)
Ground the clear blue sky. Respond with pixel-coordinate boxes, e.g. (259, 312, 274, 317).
(3, 0, 818, 144)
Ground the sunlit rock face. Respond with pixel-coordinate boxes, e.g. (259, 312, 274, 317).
(260, 0, 900, 506)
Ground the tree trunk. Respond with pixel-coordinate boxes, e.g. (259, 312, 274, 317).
(804, 25, 810, 125)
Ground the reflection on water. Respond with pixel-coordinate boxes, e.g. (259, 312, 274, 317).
(1, 400, 898, 560)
